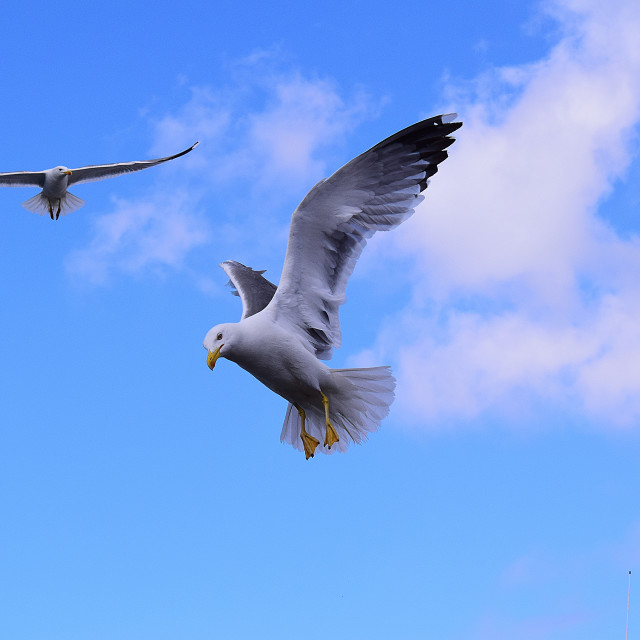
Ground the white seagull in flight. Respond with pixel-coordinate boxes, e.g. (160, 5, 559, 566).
(204, 114, 461, 459)
(0, 141, 199, 220)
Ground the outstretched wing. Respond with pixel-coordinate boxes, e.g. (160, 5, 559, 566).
(267, 113, 462, 360)
(0, 171, 45, 188)
(221, 260, 277, 320)
(68, 142, 199, 185)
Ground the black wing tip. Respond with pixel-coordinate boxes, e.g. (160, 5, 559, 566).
(370, 113, 462, 154)
(428, 113, 463, 132)
(180, 140, 199, 154)
(416, 113, 463, 137)
(412, 115, 462, 192)
(167, 141, 200, 161)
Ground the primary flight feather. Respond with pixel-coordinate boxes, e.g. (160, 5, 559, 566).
(0, 141, 199, 219)
(203, 114, 462, 458)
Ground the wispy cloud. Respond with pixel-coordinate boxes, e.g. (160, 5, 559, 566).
(66, 191, 210, 285)
(242, 74, 373, 187)
(66, 56, 376, 286)
(362, 0, 640, 427)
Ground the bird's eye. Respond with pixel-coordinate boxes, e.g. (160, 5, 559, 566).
(217, 333, 223, 341)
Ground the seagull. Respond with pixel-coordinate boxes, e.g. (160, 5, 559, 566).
(0, 141, 199, 220)
(204, 114, 462, 459)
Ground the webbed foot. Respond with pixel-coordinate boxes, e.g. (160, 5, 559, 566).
(324, 422, 339, 449)
(301, 431, 320, 459)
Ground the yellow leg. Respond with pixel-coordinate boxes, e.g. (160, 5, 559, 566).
(296, 404, 318, 460)
(321, 392, 339, 449)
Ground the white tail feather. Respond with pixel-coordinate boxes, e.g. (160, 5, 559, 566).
(280, 366, 396, 455)
(22, 191, 85, 216)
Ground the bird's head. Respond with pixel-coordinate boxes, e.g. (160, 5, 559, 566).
(44, 166, 73, 187)
(203, 323, 236, 370)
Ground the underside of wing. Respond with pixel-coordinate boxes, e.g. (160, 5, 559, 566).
(268, 113, 462, 360)
(221, 260, 277, 320)
(0, 170, 45, 188)
(68, 141, 199, 185)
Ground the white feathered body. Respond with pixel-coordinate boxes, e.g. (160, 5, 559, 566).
(42, 167, 71, 199)
(22, 167, 85, 216)
(204, 311, 395, 454)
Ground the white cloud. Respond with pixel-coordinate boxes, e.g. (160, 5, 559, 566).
(67, 59, 376, 286)
(65, 191, 210, 285)
(381, 296, 640, 426)
(363, 0, 640, 427)
(243, 74, 373, 187)
(150, 86, 231, 158)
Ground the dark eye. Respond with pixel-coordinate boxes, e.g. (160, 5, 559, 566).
(217, 333, 223, 340)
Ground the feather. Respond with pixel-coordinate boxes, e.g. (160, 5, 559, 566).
(221, 260, 277, 320)
(269, 114, 462, 359)
(279, 367, 396, 455)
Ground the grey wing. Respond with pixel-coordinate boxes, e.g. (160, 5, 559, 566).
(268, 113, 462, 360)
(68, 142, 199, 185)
(0, 171, 45, 188)
(221, 260, 277, 320)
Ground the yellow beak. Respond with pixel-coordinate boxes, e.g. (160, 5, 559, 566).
(64, 170, 72, 175)
(207, 345, 223, 370)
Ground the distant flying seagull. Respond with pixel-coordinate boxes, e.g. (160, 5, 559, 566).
(0, 142, 199, 220)
(203, 114, 462, 459)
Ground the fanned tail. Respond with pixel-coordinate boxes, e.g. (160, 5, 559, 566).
(22, 191, 85, 217)
(59, 191, 85, 215)
(280, 366, 396, 455)
(22, 192, 50, 216)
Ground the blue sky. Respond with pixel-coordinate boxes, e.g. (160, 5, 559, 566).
(1, 1, 639, 638)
